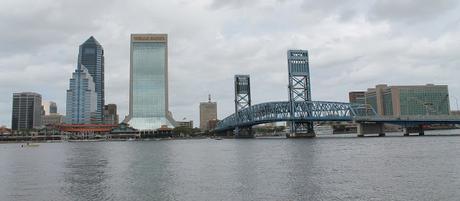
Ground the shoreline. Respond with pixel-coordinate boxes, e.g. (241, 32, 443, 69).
(3, 132, 460, 144)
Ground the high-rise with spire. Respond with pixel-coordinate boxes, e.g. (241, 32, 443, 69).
(78, 36, 105, 124)
(199, 94, 217, 130)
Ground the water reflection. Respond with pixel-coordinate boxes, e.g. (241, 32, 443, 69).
(123, 141, 177, 201)
(0, 143, 67, 201)
(62, 143, 111, 201)
(2, 136, 460, 201)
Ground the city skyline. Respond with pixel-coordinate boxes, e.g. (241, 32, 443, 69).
(1, 0, 460, 127)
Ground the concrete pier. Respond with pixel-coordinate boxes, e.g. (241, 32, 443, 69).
(286, 132, 316, 138)
(357, 122, 385, 137)
(234, 127, 255, 138)
(403, 125, 425, 136)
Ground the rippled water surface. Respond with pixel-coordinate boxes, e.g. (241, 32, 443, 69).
(1, 134, 460, 201)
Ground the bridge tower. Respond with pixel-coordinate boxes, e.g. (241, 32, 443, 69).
(234, 75, 253, 138)
(287, 50, 315, 137)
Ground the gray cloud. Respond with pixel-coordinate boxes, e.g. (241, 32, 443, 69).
(209, 0, 260, 9)
(1, 0, 460, 127)
(369, 0, 459, 23)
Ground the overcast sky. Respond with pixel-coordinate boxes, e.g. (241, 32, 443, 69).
(1, 0, 460, 127)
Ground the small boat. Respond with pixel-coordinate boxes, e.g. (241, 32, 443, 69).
(214, 137, 223, 140)
(21, 143, 39, 147)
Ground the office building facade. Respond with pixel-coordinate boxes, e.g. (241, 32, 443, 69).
(176, 120, 193, 129)
(66, 65, 97, 124)
(11, 92, 43, 130)
(49, 101, 57, 114)
(103, 104, 119, 125)
(200, 96, 217, 130)
(43, 114, 64, 126)
(43, 101, 58, 115)
(349, 92, 366, 105)
(78, 36, 105, 123)
(126, 34, 175, 130)
(350, 84, 450, 116)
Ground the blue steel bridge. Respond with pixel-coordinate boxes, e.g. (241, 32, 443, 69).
(215, 101, 372, 132)
(214, 50, 460, 137)
(214, 100, 460, 135)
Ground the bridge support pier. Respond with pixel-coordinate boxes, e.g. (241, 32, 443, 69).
(234, 127, 254, 138)
(287, 122, 316, 138)
(357, 122, 385, 137)
(403, 125, 425, 136)
(287, 132, 316, 138)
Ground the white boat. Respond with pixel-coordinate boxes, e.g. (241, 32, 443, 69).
(21, 143, 39, 147)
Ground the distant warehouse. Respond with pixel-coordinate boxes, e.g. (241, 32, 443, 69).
(349, 84, 450, 116)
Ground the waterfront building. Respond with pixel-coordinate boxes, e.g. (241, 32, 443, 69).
(0, 126, 12, 135)
(65, 65, 97, 124)
(103, 104, 119, 125)
(43, 114, 64, 126)
(11, 92, 43, 130)
(78, 36, 105, 124)
(110, 122, 138, 134)
(351, 84, 450, 116)
(42, 101, 58, 115)
(176, 120, 193, 129)
(109, 123, 139, 139)
(200, 95, 217, 130)
(349, 92, 366, 105)
(57, 124, 117, 135)
(126, 34, 175, 130)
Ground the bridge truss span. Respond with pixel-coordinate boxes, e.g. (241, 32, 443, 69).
(215, 101, 375, 132)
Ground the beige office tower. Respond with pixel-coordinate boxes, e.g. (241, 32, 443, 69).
(351, 84, 450, 116)
(200, 95, 217, 130)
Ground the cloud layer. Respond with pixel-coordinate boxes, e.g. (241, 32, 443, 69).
(1, 0, 460, 127)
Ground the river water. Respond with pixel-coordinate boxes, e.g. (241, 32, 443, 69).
(1, 132, 460, 201)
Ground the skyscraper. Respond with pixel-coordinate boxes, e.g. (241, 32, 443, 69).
(126, 34, 175, 130)
(65, 65, 97, 124)
(49, 101, 57, 114)
(11, 92, 43, 130)
(200, 95, 217, 130)
(43, 101, 58, 115)
(78, 36, 104, 124)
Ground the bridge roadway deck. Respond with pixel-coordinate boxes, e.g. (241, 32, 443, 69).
(354, 116, 460, 125)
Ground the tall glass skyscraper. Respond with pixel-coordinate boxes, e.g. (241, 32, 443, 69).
(65, 65, 97, 124)
(78, 36, 104, 124)
(126, 34, 175, 130)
